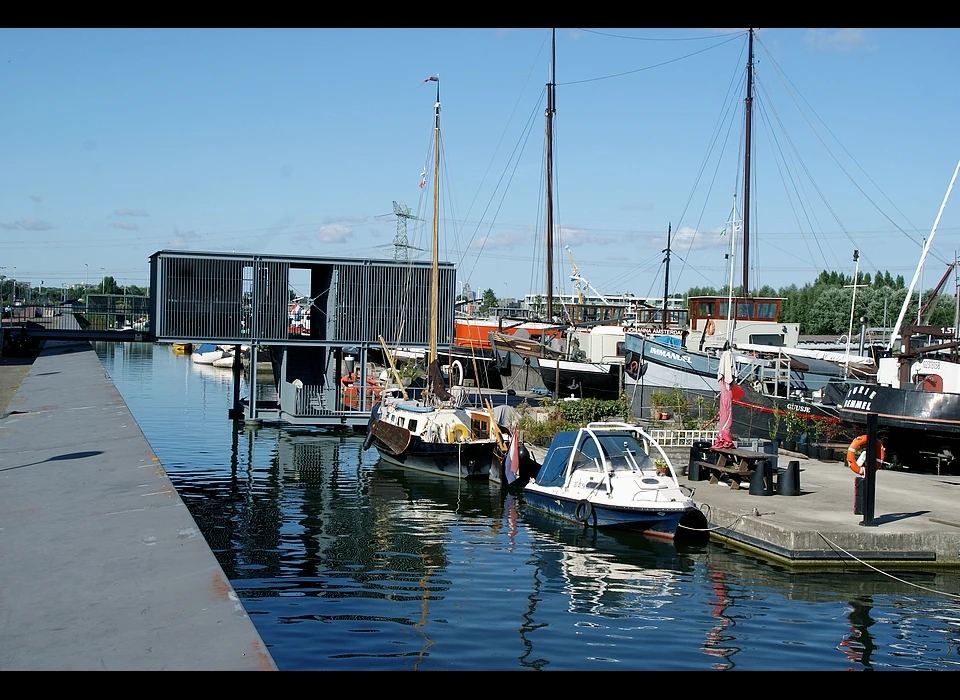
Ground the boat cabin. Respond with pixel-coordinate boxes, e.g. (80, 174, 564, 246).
(687, 295, 799, 351)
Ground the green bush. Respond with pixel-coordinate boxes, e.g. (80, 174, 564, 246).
(515, 395, 632, 446)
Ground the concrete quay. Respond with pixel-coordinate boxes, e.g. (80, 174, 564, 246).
(0, 340, 276, 671)
(687, 450, 960, 569)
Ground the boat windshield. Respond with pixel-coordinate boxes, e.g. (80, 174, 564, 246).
(596, 433, 652, 472)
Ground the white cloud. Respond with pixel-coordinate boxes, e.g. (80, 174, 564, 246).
(804, 28, 869, 52)
(317, 224, 352, 243)
(0, 218, 54, 231)
(168, 228, 200, 249)
(111, 221, 139, 231)
(655, 225, 729, 251)
(115, 208, 150, 217)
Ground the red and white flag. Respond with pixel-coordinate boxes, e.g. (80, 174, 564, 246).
(422, 76, 438, 83)
(504, 430, 521, 485)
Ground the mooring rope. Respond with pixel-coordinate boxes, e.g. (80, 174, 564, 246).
(814, 531, 960, 600)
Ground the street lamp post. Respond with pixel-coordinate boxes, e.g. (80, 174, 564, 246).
(12, 266, 16, 309)
(101, 268, 105, 295)
(85, 264, 88, 299)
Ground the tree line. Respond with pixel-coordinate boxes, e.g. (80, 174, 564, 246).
(685, 268, 958, 335)
(469, 266, 959, 336)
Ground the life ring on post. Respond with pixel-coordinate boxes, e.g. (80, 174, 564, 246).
(447, 423, 470, 443)
(705, 320, 716, 336)
(846, 434, 885, 475)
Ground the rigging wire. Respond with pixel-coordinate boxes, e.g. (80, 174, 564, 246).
(558, 33, 742, 86)
(453, 31, 552, 287)
(753, 77, 835, 272)
(754, 34, 949, 268)
(576, 28, 748, 42)
(460, 89, 545, 288)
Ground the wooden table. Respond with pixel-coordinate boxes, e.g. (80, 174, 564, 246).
(693, 446, 774, 490)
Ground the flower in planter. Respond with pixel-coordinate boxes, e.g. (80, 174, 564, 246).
(653, 458, 670, 476)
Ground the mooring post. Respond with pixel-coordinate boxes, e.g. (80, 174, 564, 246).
(245, 343, 261, 428)
(860, 412, 878, 526)
(229, 343, 243, 420)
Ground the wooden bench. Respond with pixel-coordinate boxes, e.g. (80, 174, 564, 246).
(692, 460, 752, 489)
(694, 446, 777, 490)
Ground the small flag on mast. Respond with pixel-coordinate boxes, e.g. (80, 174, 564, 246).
(719, 228, 726, 236)
(419, 167, 427, 188)
(422, 76, 438, 83)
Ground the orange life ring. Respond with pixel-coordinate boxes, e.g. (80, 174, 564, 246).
(706, 320, 716, 336)
(341, 372, 357, 386)
(846, 434, 885, 475)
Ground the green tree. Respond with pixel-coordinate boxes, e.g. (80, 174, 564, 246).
(479, 288, 498, 313)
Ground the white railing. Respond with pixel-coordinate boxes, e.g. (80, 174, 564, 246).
(646, 429, 719, 447)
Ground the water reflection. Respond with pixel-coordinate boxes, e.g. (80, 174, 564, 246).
(89, 342, 960, 671)
(841, 598, 876, 669)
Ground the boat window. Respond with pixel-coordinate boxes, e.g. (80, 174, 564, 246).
(595, 433, 647, 472)
(737, 302, 753, 319)
(572, 435, 603, 472)
(616, 341, 625, 357)
(408, 419, 417, 432)
(756, 302, 778, 319)
(749, 334, 784, 347)
(718, 302, 729, 317)
(697, 301, 714, 317)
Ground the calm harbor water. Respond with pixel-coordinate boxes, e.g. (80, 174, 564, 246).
(93, 342, 960, 671)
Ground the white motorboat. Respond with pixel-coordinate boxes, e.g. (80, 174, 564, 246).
(191, 343, 231, 365)
(523, 421, 708, 541)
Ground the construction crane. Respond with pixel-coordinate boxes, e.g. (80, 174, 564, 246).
(565, 245, 610, 304)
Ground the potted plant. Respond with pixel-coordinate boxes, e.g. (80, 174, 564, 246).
(783, 409, 801, 452)
(765, 405, 782, 454)
(669, 387, 689, 425)
(820, 419, 842, 462)
(650, 389, 670, 421)
(653, 458, 670, 477)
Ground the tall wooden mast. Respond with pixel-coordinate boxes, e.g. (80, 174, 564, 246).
(429, 77, 440, 364)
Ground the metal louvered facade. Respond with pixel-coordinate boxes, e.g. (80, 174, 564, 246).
(149, 250, 456, 347)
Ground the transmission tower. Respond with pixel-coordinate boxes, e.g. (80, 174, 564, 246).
(391, 201, 416, 261)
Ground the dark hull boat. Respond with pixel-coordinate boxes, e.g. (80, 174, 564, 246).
(537, 356, 623, 401)
(839, 357, 960, 474)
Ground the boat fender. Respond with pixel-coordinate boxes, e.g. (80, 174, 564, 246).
(362, 404, 381, 451)
(705, 320, 716, 336)
(574, 499, 593, 524)
(846, 434, 885, 475)
(451, 360, 465, 387)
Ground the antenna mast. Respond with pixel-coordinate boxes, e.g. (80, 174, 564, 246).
(742, 28, 754, 298)
(545, 28, 556, 321)
(662, 223, 671, 331)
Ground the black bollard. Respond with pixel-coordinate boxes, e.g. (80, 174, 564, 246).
(749, 458, 774, 495)
(776, 459, 801, 496)
(688, 440, 713, 482)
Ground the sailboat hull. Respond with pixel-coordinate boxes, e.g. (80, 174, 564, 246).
(371, 428, 496, 479)
(538, 358, 623, 401)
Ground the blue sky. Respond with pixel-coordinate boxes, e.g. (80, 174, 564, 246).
(3, 28, 960, 301)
